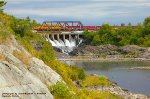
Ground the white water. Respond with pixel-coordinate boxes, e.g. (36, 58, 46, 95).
(48, 38, 82, 53)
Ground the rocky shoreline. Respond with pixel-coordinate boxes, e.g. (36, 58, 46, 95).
(74, 80, 150, 99)
(68, 45, 150, 59)
(57, 57, 150, 62)
(86, 83, 149, 99)
(129, 67, 150, 70)
(55, 45, 150, 62)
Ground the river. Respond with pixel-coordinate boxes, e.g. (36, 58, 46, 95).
(61, 60, 150, 96)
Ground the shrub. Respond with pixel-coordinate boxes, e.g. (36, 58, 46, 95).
(69, 66, 86, 81)
(81, 75, 110, 87)
(78, 69, 86, 80)
(49, 82, 75, 99)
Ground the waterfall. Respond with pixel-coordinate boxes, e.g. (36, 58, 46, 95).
(48, 38, 82, 53)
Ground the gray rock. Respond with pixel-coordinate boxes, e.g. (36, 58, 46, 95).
(29, 57, 62, 86)
(0, 35, 63, 99)
(0, 62, 53, 99)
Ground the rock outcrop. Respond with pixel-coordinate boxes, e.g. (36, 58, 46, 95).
(70, 44, 150, 59)
(0, 36, 62, 99)
(70, 44, 118, 56)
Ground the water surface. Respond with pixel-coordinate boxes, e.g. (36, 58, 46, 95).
(62, 60, 150, 96)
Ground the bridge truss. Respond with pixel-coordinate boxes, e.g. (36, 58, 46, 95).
(33, 21, 84, 32)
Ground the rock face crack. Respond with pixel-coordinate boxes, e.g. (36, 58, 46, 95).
(3, 62, 11, 70)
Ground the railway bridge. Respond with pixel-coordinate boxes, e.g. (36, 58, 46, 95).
(33, 21, 95, 45)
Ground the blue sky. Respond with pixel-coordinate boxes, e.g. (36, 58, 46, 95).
(4, 0, 150, 25)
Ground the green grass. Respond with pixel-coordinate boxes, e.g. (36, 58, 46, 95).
(81, 75, 111, 87)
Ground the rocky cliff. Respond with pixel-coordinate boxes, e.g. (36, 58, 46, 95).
(0, 35, 62, 99)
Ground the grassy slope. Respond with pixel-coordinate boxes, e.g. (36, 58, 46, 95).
(0, 13, 120, 99)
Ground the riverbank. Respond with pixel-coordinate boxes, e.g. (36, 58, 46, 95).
(57, 57, 150, 62)
(55, 44, 150, 62)
(74, 76, 150, 99)
(85, 82, 149, 99)
(60, 58, 150, 98)
(68, 45, 150, 59)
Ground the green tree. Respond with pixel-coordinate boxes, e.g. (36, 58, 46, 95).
(26, 16, 31, 22)
(144, 16, 150, 26)
(83, 30, 96, 44)
(0, 1, 6, 12)
(10, 18, 31, 37)
(98, 24, 115, 44)
(121, 23, 125, 26)
(91, 34, 101, 45)
(137, 22, 142, 26)
(143, 23, 150, 36)
(128, 22, 132, 26)
(31, 19, 39, 26)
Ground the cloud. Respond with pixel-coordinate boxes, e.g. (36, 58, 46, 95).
(4, 0, 150, 25)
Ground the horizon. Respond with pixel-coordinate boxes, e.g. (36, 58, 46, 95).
(4, 0, 150, 25)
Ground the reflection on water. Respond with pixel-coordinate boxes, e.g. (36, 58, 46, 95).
(61, 60, 150, 96)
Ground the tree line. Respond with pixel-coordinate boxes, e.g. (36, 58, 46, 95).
(83, 17, 150, 47)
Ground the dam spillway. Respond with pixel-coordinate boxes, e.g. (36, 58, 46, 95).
(40, 31, 83, 53)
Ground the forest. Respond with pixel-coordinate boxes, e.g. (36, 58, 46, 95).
(83, 17, 150, 47)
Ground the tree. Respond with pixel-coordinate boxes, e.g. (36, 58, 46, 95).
(144, 16, 150, 26)
(0, 1, 6, 12)
(137, 22, 142, 26)
(143, 23, 150, 36)
(91, 34, 101, 45)
(98, 24, 114, 44)
(10, 18, 31, 37)
(121, 23, 125, 26)
(26, 16, 31, 22)
(83, 30, 96, 44)
(128, 22, 132, 26)
(31, 19, 39, 26)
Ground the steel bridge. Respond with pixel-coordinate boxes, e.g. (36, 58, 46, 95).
(33, 21, 100, 32)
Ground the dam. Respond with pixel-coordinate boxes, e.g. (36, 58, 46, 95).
(33, 21, 85, 53)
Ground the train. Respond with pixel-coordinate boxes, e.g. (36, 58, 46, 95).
(32, 25, 100, 31)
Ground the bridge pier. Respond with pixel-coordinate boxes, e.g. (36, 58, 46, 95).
(75, 34, 79, 45)
(52, 34, 55, 41)
(57, 34, 60, 41)
(46, 34, 49, 40)
(63, 34, 65, 42)
(69, 34, 72, 42)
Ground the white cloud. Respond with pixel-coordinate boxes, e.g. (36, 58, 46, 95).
(4, 0, 150, 25)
